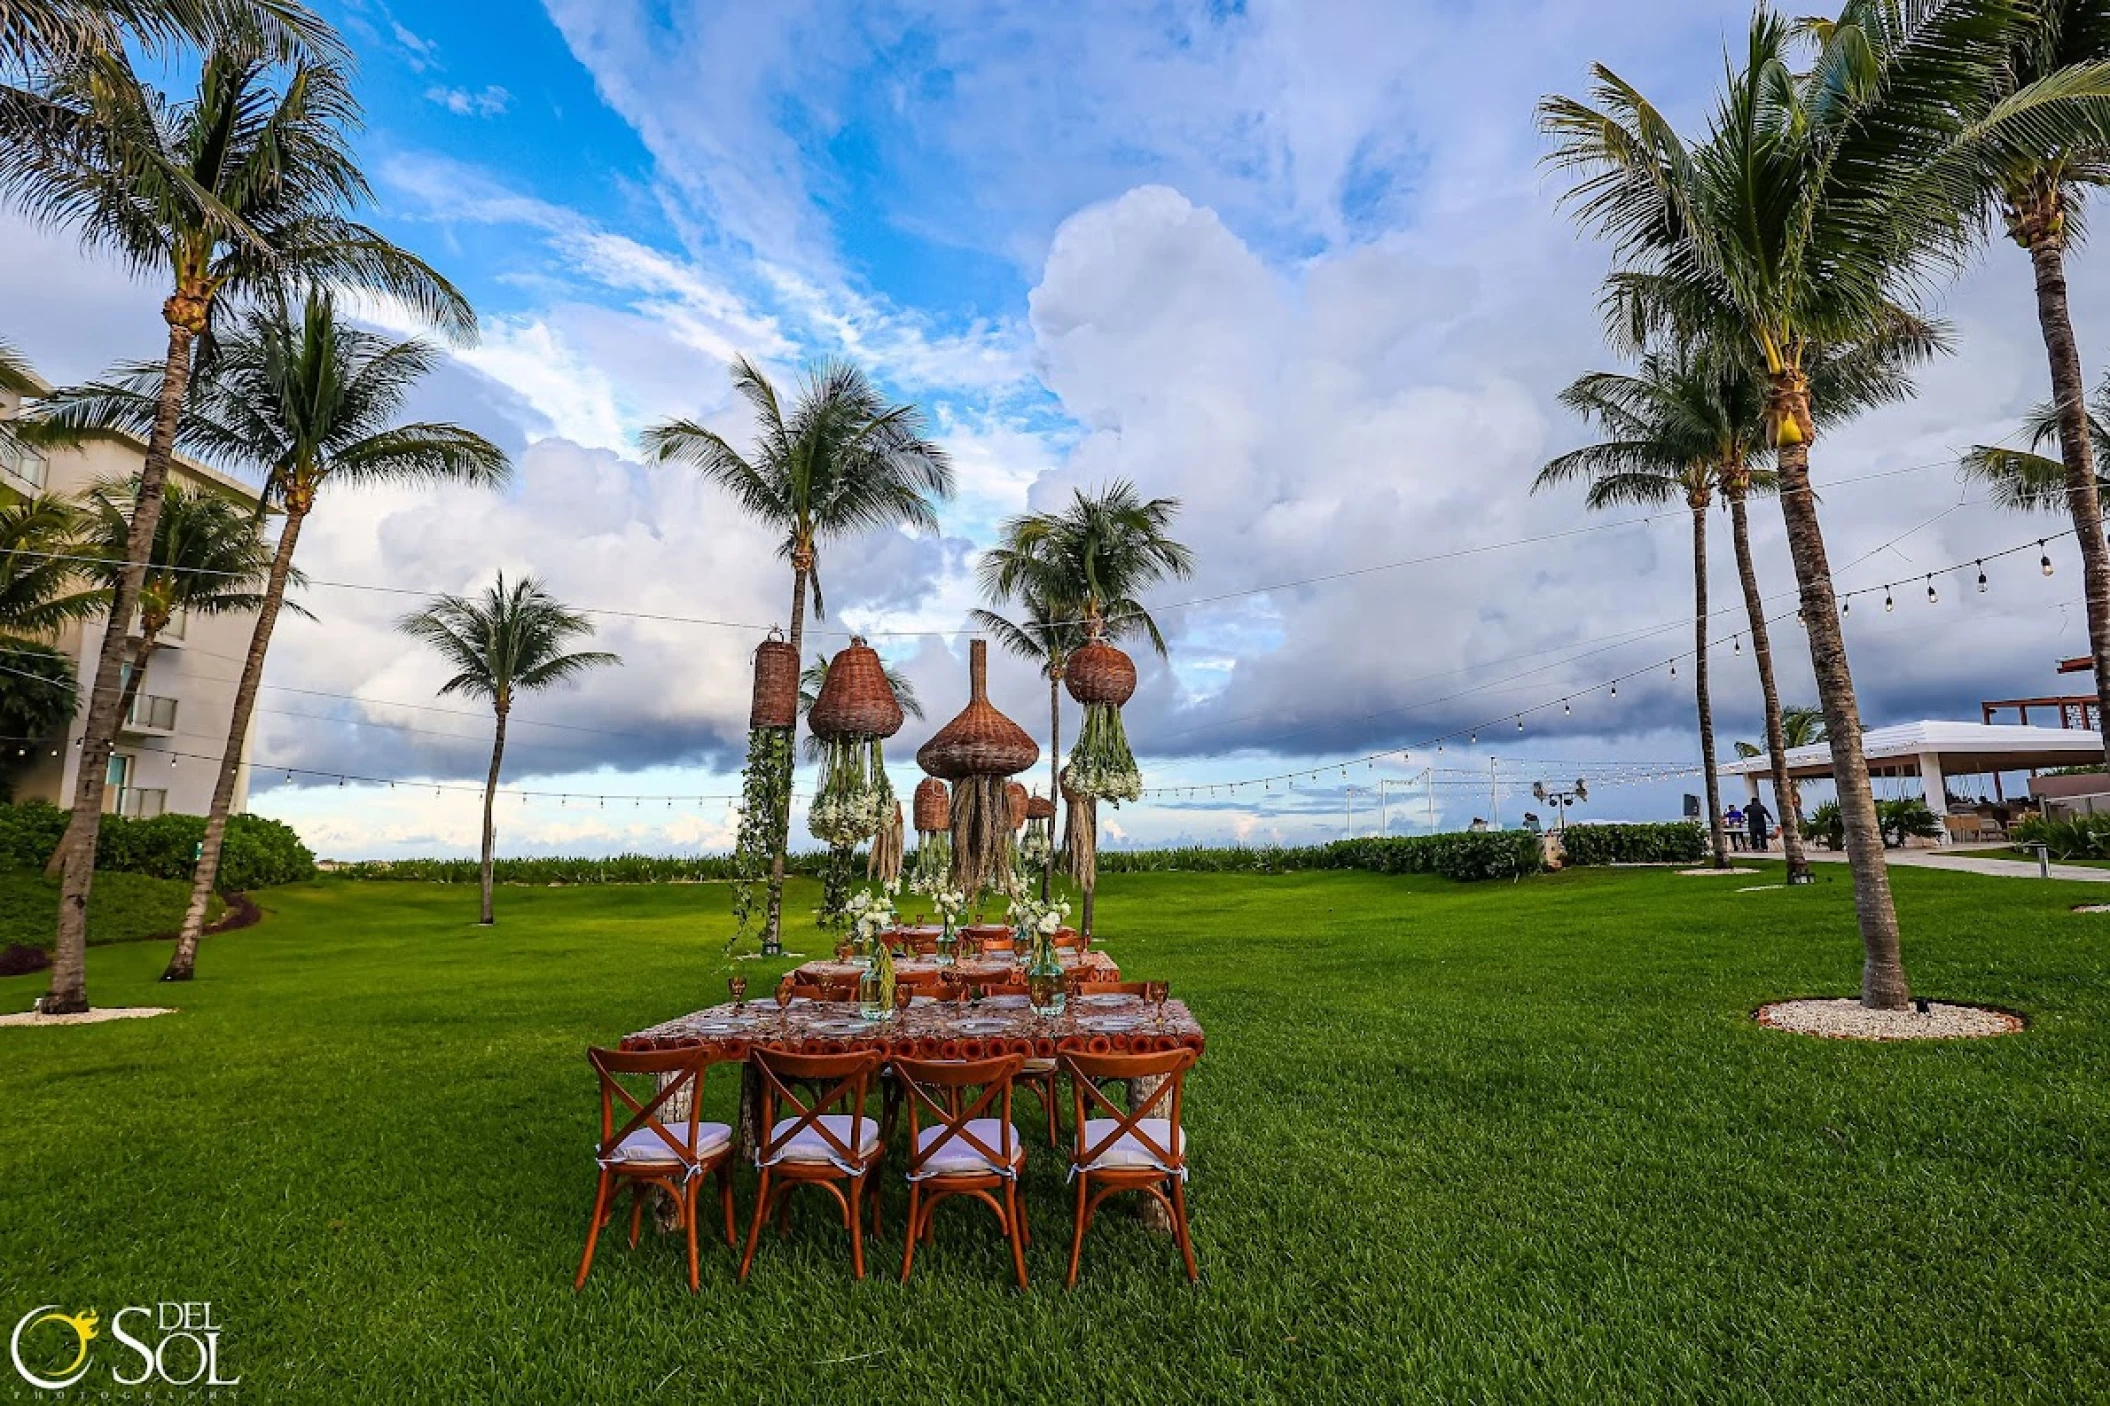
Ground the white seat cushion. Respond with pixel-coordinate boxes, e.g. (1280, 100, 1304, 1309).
(1019, 1057, 1057, 1074)
(765, 1114, 880, 1168)
(600, 1122, 732, 1170)
(912, 1119, 1025, 1179)
(1076, 1118, 1184, 1175)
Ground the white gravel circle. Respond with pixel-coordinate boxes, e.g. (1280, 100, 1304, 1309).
(1678, 866, 1760, 876)
(1755, 998, 2021, 1041)
(0, 1006, 175, 1028)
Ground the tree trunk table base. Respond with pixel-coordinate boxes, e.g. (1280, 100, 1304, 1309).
(1126, 1073, 1174, 1235)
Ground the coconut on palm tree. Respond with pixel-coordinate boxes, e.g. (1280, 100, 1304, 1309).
(397, 575, 618, 925)
(0, 35, 474, 1012)
(641, 356, 952, 953)
(35, 291, 508, 978)
(1539, 3, 2110, 1009)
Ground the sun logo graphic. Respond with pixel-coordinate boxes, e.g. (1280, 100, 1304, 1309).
(9, 1307, 98, 1391)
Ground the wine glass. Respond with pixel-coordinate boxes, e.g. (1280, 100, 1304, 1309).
(1145, 980, 1170, 1028)
(727, 974, 748, 1011)
(774, 981, 794, 1013)
(835, 938, 854, 965)
(894, 983, 916, 1018)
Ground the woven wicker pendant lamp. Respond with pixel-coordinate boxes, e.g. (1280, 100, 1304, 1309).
(919, 639, 1037, 897)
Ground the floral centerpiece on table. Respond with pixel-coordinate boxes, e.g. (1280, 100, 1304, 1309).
(928, 886, 968, 966)
(846, 887, 899, 1018)
(1009, 893, 1072, 1016)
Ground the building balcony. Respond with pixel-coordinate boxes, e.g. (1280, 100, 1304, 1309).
(112, 786, 167, 819)
(120, 693, 179, 735)
(0, 437, 49, 496)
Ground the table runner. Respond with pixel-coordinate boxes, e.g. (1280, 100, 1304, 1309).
(790, 948, 1119, 987)
(624, 992, 1200, 1060)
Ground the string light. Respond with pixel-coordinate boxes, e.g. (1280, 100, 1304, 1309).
(1925, 574, 1938, 605)
(1609, 681, 1618, 699)
(2042, 541, 2055, 576)
(1563, 700, 1571, 715)
(1842, 595, 1851, 615)
(1977, 560, 1988, 592)
(1669, 660, 1677, 678)
(1733, 635, 1741, 654)
(1516, 716, 1525, 732)
(1883, 589, 1894, 613)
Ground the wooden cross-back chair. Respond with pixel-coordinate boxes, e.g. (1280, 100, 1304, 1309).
(577, 1045, 737, 1294)
(894, 1054, 1030, 1289)
(741, 1047, 887, 1281)
(1059, 1046, 1200, 1288)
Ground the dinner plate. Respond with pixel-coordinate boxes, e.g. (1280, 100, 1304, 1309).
(951, 1017, 1010, 1035)
(807, 1017, 874, 1035)
(1078, 994, 1135, 1008)
(1081, 1015, 1147, 1033)
(689, 1020, 752, 1035)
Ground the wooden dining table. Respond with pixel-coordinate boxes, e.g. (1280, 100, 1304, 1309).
(788, 947, 1121, 988)
(622, 992, 1202, 1236)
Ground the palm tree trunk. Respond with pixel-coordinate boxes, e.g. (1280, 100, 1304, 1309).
(480, 704, 507, 925)
(2025, 234, 2110, 764)
(1044, 666, 1060, 902)
(1728, 490, 1808, 880)
(44, 631, 157, 879)
(46, 308, 195, 1014)
(164, 502, 307, 981)
(1772, 398, 1909, 1010)
(1693, 503, 1726, 868)
(763, 552, 812, 956)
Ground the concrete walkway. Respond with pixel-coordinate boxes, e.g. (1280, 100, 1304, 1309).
(1786, 844, 2110, 883)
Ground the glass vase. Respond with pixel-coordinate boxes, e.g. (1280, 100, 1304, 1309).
(1025, 927, 1065, 1017)
(935, 914, 957, 968)
(859, 943, 895, 1021)
(849, 929, 874, 971)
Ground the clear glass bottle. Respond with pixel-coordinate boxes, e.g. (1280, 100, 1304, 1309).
(1025, 925, 1065, 1017)
(859, 941, 895, 1021)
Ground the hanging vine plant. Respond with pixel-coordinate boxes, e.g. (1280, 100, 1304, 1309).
(909, 778, 951, 894)
(728, 726, 792, 953)
(1065, 633, 1142, 803)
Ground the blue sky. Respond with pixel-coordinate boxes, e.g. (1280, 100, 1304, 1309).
(4, 0, 2103, 859)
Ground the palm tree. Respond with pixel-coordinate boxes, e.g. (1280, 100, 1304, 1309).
(0, 496, 97, 770)
(35, 478, 297, 875)
(35, 291, 508, 978)
(1537, 352, 1756, 868)
(978, 481, 1193, 926)
(1737, 703, 1828, 823)
(1, 36, 474, 1013)
(1538, 4, 2110, 1009)
(1, 0, 336, 73)
(1969, 1, 2110, 768)
(796, 649, 922, 764)
(397, 575, 618, 925)
(641, 356, 952, 953)
(1961, 375, 2110, 508)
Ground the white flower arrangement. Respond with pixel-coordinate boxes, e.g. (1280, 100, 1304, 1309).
(930, 887, 968, 923)
(846, 887, 898, 945)
(1007, 893, 1070, 937)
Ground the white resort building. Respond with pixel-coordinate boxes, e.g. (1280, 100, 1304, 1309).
(1, 368, 257, 820)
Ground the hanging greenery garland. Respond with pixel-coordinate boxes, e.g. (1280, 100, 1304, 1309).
(910, 827, 951, 894)
(727, 725, 792, 954)
(809, 736, 893, 846)
(819, 843, 860, 930)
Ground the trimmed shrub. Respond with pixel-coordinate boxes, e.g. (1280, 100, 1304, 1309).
(1098, 830, 1546, 883)
(2011, 814, 2110, 861)
(0, 801, 315, 889)
(0, 941, 50, 976)
(1557, 821, 1706, 866)
(328, 850, 843, 885)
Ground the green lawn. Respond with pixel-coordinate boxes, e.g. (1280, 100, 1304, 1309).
(2, 866, 2105, 1402)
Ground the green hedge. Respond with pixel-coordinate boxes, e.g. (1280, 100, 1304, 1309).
(1098, 830, 1546, 883)
(328, 850, 845, 885)
(0, 801, 315, 889)
(1557, 821, 1706, 866)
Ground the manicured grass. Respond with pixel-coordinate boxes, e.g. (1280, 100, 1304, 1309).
(0, 867, 222, 951)
(2, 865, 2106, 1402)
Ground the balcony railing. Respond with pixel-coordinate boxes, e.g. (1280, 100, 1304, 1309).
(0, 436, 48, 494)
(115, 787, 166, 819)
(122, 694, 178, 733)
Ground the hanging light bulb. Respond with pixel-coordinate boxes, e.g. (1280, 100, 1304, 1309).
(434, 785, 440, 797)
(1977, 560, 1988, 593)
(283, 769, 293, 783)
(1469, 731, 1477, 745)
(337, 775, 345, 787)
(1670, 660, 1677, 679)
(1563, 700, 1571, 715)
(1883, 589, 1894, 613)
(1610, 681, 1618, 699)
(1842, 595, 1851, 616)
(168, 753, 177, 767)
(2042, 541, 2055, 576)
(1516, 716, 1525, 731)
(1926, 575, 1938, 605)
(1733, 635, 1742, 655)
